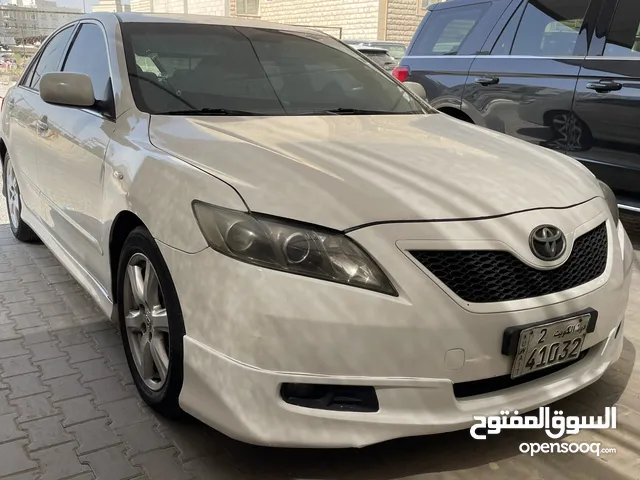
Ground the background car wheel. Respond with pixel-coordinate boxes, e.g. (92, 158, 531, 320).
(117, 226, 186, 418)
(4, 153, 38, 242)
(542, 111, 593, 152)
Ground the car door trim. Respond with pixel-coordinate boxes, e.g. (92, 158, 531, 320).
(584, 56, 640, 60)
(38, 187, 104, 255)
(618, 204, 640, 213)
(407, 55, 586, 60)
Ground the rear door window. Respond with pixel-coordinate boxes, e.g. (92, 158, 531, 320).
(28, 26, 74, 90)
(602, 0, 640, 57)
(411, 3, 491, 56)
(511, 0, 591, 56)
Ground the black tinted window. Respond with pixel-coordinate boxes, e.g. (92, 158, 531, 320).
(29, 26, 74, 90)
(122, 24, 427, 116)
(360, 50, 397, 71)
(511, 0, 589, 56)
(411, 3, 490, 56)
(63, 23, 111, 102)
(491, 2, 526, 55)
(603, 0, 640, 57)
(385, 45, 406, 60)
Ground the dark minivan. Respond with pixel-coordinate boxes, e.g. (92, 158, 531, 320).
(397, 0, 640, 210)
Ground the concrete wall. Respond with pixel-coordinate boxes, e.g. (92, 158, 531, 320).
(187, 0, 226, 15)
(129, 0, 152, 11)
(231, 0, 380, 40)
(131, 0, 226, 15)
(128, 0, 445, 42)
(384, 0, 425, 43)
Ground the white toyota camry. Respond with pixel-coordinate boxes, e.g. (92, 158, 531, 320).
(0, 13, 632, 448)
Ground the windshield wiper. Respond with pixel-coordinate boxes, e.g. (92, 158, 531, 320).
(158, 108, 262, 116)
(303, 108, 422, 115)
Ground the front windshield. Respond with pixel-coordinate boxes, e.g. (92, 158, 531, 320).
(121, 23, 428, 116)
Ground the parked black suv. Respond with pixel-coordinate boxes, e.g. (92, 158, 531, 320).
(398, 0, 640, 209)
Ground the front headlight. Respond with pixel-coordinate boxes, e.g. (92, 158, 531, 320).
(599, 180, 619, 226)
(192, 201, 397, 296)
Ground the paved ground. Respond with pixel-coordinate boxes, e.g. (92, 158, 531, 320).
(0, 197, 639, 480)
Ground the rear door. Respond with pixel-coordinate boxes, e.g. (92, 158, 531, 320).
(2, 26, 75, 215)
(463, 0, 602, 153)
(571, 0, 640, 204)
(402, 0, 503, 112)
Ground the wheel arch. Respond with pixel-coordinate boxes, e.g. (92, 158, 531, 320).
(0, 139, 7, 197)
(439, 107, 474, 123)
(108, 210, 147, 306)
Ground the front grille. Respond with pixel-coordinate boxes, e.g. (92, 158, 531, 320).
(410, 222, 607, 303)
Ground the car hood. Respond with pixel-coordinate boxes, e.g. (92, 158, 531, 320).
(149, 114, 600, 230)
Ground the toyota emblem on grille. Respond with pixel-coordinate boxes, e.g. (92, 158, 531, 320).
(529, 225, 566, 261)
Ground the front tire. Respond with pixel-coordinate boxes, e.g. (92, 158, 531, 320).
(117, 227, 185, 418)
(4, 153, 38, 242)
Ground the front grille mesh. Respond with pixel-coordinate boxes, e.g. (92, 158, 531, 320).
(410, 222, 608, 303)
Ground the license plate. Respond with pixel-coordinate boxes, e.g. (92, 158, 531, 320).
(510, 314, 590, 379)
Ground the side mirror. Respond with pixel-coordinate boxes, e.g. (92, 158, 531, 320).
(40, 72, 95, 108)
(404, 81, 427, 101)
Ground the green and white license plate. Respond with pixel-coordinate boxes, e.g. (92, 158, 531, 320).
(511, 314, 590, 379)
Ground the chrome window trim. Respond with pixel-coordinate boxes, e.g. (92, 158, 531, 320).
(405, 55, 585, 59)
(619, 204, 640, 213)
(584, 56, 640, 60)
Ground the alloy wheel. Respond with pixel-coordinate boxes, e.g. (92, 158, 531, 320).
(548, 113, 585, 152)
(123, 252, 171, 391)
(6, 160, 20, 230)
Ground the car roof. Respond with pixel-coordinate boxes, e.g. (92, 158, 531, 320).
(88, 12, 318, 34)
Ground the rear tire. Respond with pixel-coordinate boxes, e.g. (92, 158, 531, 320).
(4, 153, 38, 242)
(117, 226, 186, 419)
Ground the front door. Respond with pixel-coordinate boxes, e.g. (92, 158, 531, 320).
(571, 0, 640, 204)
(36, 21, 115, 281)
(463, 0, 601, 153)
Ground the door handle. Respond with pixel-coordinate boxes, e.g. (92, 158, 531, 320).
(475, 76, 500, 86)
(585, 80, 622, 93)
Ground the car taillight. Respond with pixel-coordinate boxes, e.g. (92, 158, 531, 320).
(392, 66, 409, 82)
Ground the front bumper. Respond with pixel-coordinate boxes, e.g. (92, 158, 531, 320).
(178, 324, 623, 447)
(158, 198, 632, 447)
